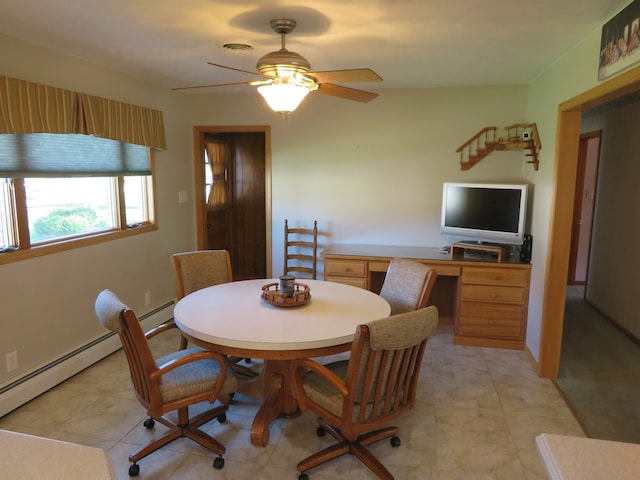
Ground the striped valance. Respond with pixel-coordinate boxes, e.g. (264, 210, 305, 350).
(0, 75, 166, 150)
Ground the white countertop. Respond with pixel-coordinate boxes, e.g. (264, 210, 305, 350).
(0, 429, 115, 479)
(536, 433, 640, 480)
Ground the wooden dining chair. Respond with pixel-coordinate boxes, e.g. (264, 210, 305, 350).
(171, 249, 258, 377)
(171, 249, 233, 299)
(292, 306, 439, 480)
(284, 219, 318, 279)
(94, 289, 237, 477)
(379, 257, 438, 314)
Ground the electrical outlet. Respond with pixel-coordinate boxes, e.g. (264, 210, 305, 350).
(178, 191, 187, 203)
(6, 350, 18, 372)
(144, 292, 151, 306)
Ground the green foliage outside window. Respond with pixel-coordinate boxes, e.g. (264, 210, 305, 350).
(32, 206, 107, 241)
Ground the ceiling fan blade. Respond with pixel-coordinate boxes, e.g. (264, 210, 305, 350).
(316, 83, 379, 103)
(207, 62, 262, 76)
(309, 68, 382, 84)
(172, 81, 251, 91)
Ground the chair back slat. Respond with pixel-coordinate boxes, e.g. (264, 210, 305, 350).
(119, 314, 155, 406)
(284, 219, 318, 279)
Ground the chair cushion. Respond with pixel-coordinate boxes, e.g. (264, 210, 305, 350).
(302, 360, 380, 422)
(156, 348, 238, 403)
(301, 360, 349, 418)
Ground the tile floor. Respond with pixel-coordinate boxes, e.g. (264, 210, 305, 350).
(0, 324, 585, 479)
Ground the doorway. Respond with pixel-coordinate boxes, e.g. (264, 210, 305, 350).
(539, 66, 640, 378)
(193, 126, 272, 280)
(567, 131, 601, 286)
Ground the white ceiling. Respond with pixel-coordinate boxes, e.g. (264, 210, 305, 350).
(0, 0, 631, 94)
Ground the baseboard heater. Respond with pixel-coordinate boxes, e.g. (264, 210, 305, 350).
(0, 300, 174, 418)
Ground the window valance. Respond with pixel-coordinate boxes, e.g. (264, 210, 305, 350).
(0, 75, 166, 150)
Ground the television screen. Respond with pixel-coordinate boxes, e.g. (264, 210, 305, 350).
(440, 182, 528, 245)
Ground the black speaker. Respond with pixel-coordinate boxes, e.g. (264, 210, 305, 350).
(520, 234, 533, 263)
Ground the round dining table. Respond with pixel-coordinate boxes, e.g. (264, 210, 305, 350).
(173, 278, 390, 446)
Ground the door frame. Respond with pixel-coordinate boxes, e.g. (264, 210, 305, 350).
(192, 125, 272, 277)
(539, 65, 640, 378)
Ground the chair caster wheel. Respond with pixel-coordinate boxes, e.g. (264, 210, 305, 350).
(217, 413, 227, 423)
(316, 426, 326, 437)
(143, 418, 155, 429)
(129, 463, 140, 476)
(298, 473, 309, 480)
(390, 435, 401, 447)
(213, 456, 225, 469)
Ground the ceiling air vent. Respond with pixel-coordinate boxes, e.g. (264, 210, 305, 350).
(222, 43, 254, 52)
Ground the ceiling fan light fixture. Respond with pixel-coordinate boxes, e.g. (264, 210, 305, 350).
(257, 77, 314, 116)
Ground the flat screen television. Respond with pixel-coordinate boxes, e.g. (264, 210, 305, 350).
(440, 182, 528, 245)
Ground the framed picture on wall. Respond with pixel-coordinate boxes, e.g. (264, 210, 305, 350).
(599, 0, 640, 80)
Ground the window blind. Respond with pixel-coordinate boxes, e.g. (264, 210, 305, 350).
(0, 133, 150, 177)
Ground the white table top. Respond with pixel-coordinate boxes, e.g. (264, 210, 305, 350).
(173, 279, 391, 352)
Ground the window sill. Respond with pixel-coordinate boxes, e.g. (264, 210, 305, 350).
(0, 223, 157, 265)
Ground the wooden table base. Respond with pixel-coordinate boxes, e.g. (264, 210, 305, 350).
(248, 359, 299, 446)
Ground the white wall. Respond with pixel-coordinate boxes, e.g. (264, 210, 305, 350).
(187, 86, 530, 277)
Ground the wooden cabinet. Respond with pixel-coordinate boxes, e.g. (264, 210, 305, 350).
(322, 244, 531, 350)
(457, 266, 530, 349)
(324, 259, 368, 289)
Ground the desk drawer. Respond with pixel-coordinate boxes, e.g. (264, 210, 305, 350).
(462, 267, 529, 287)
(325, 276, 368, 289)
(430, 265, 461, 277)
(460, 284, 527, 304)
(458, 302, 524, 339)
(324, 260, 368, 277)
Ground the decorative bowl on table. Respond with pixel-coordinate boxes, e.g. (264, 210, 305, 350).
(261, 282, 311, 307)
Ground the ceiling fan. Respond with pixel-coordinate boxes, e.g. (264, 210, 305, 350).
(173, 19, 383, 115)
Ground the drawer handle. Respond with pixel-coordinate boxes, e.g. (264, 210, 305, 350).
(344, 268, 352, 273)
(490, 293, 498, 298)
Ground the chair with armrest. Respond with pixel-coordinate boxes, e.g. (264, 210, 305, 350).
(284, 219, 318, 279)
(171, 249, 257, 376)
(379, 257, 438, 314)
(292, 306, 439, 480)
(94, 289, 238, 477)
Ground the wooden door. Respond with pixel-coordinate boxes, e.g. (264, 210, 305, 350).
(194, 126, 271, 280)
(229, 132, 267, 280)
(567, 131, 601, 286)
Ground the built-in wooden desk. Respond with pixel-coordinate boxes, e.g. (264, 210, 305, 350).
(321, 244, 531, 350)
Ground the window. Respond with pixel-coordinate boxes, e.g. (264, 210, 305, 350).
(0, 134, 156, 262)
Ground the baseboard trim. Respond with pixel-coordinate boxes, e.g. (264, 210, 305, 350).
(0, 301, 174, 417)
